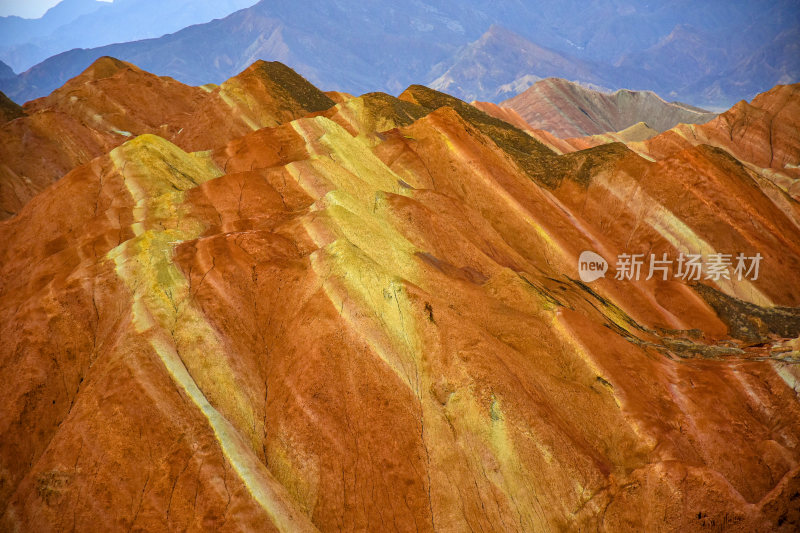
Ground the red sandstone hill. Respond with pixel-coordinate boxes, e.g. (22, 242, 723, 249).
(502, 77, 718, 138)
(643, 83, 800, 175)
(562, 83, 800, 202)
(0, 57, 334, 219)
(1, 59, 799, 532)
(471, 100, 583, 154)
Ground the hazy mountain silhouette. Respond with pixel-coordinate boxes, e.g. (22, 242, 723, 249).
(0, 0, 258, 73)
(1, 0, 797, 108)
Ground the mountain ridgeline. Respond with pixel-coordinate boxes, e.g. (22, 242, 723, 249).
(0, 0, 797, 108)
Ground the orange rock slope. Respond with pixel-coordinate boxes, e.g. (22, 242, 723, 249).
(471, 100, 579, 154)
(564, 83, 800, 201)
(1, 59, 799, 532)
(0, 57, 334, 219)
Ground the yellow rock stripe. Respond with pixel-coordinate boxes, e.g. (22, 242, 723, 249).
(107, 134, 318, 532)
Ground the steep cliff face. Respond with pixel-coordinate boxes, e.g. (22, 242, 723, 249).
(1, 60, 799, 532)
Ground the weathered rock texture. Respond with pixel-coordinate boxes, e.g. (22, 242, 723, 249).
(1, 60, 799, 532)
(503, 77, 717, 138)
(566, 83, 800, 201)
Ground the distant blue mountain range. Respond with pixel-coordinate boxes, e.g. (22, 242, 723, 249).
(1, 0, 798, 108)
(0, 0, 258, 73)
